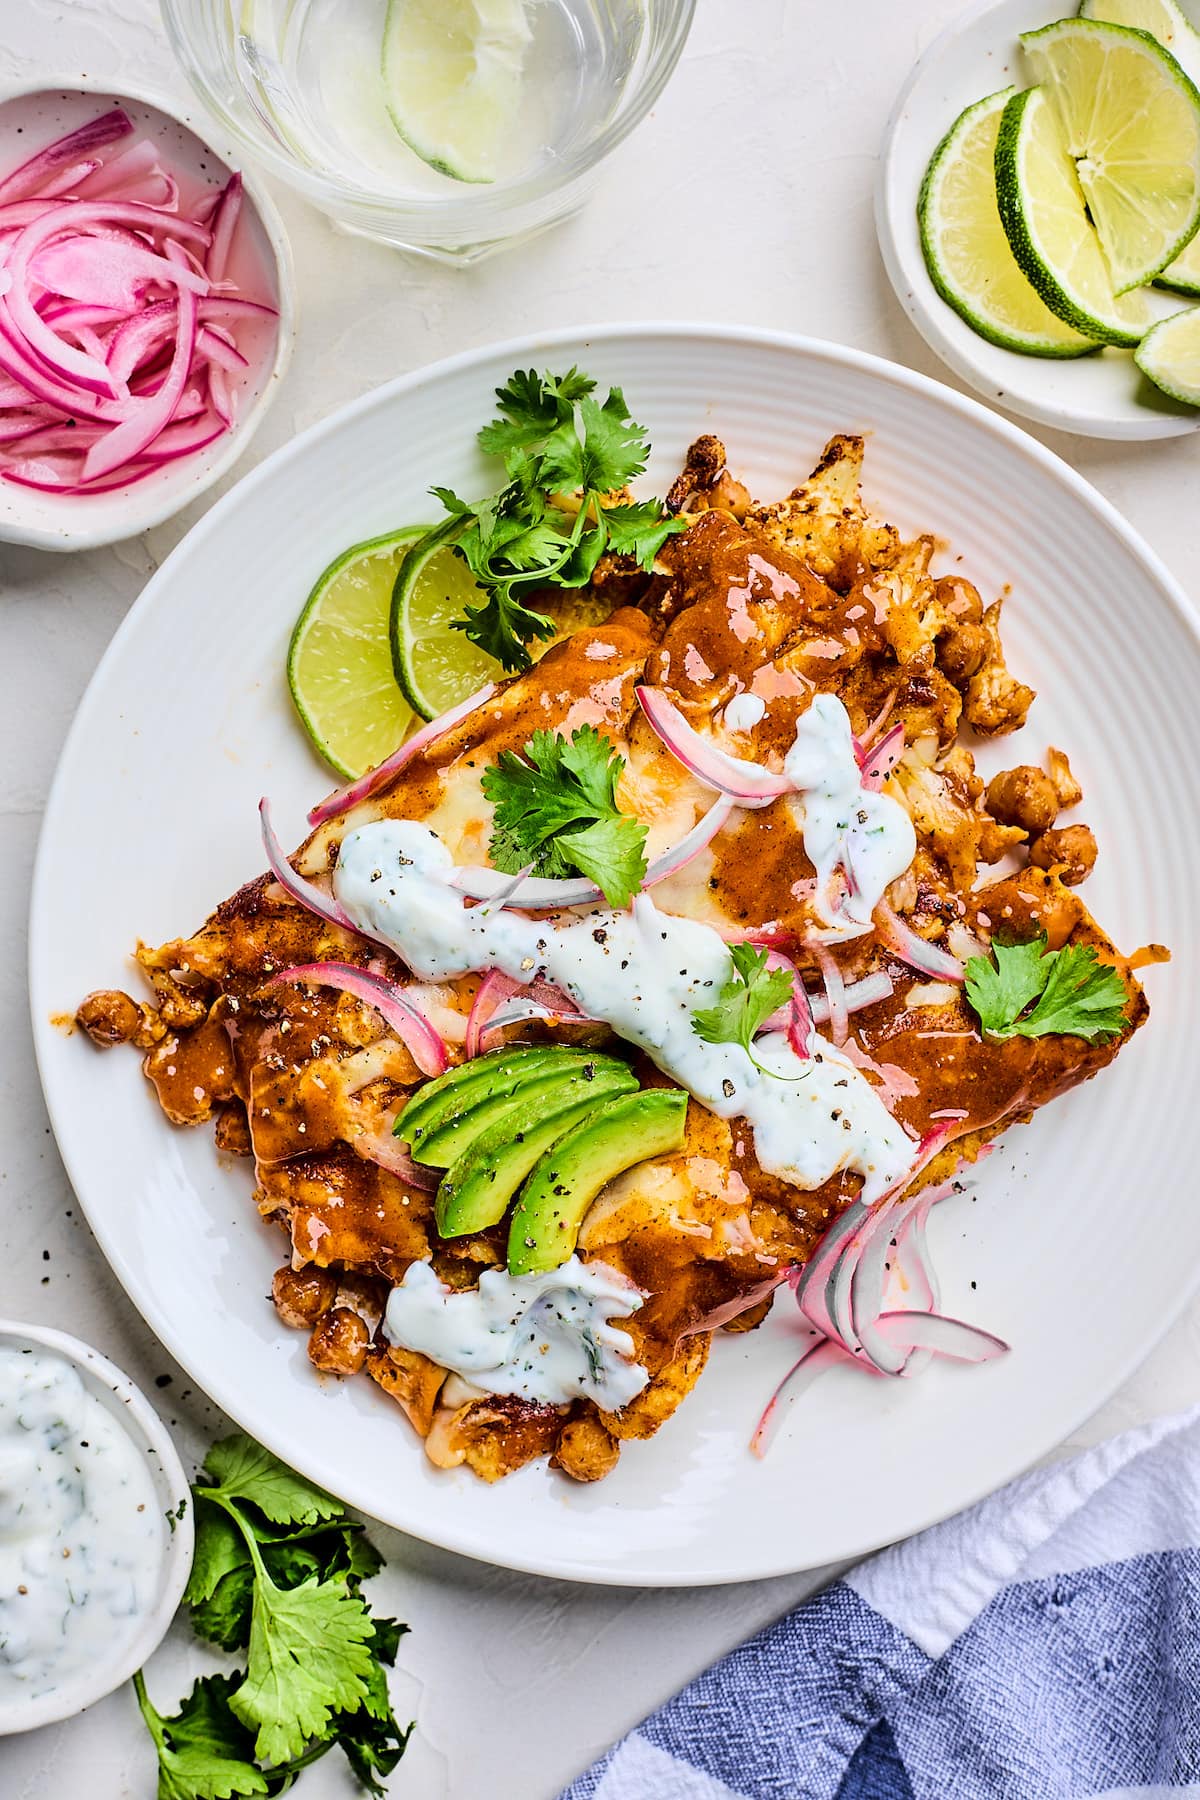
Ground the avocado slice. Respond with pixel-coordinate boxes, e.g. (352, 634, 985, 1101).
(506, 1088, 689, 1276)
(397, 1044, 605, 1151)
(435, 1064, 639, 1238)
(412, 1057, 631, 1168)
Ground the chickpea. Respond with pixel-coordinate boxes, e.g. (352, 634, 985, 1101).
(986, 766, 1060, 835)
(308, 1307, 370, 1375)
(1029, 824, 1098, 886)
(272, 1263, 336, 1329)
(551, 1416, 621, 1483)
(937, 622, 989, 686)
(933, 574, 984, 623)
(76, 989, 141, 1048)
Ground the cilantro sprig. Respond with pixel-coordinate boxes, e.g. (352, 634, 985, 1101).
(426, 367, 689, 672)
(135, 1433, 410, 1800)
(692, 943, 794, 1059)
(482, 724, 649, 908)
(964, 935, 1129, 1043)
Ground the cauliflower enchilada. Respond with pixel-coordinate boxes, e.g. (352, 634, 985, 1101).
(77, 374, 1149, 1485)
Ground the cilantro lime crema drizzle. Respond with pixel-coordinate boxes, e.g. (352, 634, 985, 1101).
(0, 1348, 164, 1702)
(786, 695, 917, 942)
(333, 696, 917, 1208)
(383, 1256, 648, 1410)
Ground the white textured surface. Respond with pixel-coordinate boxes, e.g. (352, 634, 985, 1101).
(2, 4, 1200, 1799)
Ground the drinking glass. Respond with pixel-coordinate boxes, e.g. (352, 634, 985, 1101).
(161, 0, 696, 262)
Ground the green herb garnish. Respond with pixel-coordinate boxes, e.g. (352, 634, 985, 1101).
(963, 935, 1129, 1043)
(429, 367, 689, 672)
(482, 724, 648, 908)
(135, 1433, 409, 1799)
(692, 943, 795, 1057)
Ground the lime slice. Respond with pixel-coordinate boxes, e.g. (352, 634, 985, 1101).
(287, 526, 428, 781)
(1079, 0, 1200, 292)
(1079, 0, 1200, 69)
(994, 86, 1150, 346)
(918, 87, 1097, 356)
(1134, 303, 1200, 400)
(381, 0, 531, 183)
(1159, 229, 1200, 292)
(1020, 17, 1200, 292)
(390, 525, 506, 720)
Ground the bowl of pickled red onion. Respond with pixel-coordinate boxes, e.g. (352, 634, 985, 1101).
(0, 78, 294, 551)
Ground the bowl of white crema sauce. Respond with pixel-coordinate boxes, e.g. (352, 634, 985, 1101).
(0, 1320, 193, 1733)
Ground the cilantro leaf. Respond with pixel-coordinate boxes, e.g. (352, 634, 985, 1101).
(185, 1500, 248, 1607)
(342, 1528, 385, 1585)
(453, 579, 556, 671)
(329, 1620, 410, 1795)
(578, 388, 651, 492)
(368, 1615, 405, 1665)
(692, 944, 795, 1056)
(191, 1565, 254, 1653)
(135, 1672, 267, 1800)
(229, 1563, 376, 1766)
(477, 367, 594, 456)
(423, 367, 688, 672)
(139, 1434, 411, 1800)
(482, 725, 648, 907)
(603, 499, 690, 570)
(558, 816, 648, 910)
(335, 1700, 412, 1798)
(964, 935, 1129, 1042)
(200, 1434, 344, 1528)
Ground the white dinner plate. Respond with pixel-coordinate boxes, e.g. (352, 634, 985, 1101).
(877, 0, 1200, 441)
(31, 325, 1199, 1585)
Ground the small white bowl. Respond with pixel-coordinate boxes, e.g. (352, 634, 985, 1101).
(0, 1319, 194, 1735)
(0, 75, 295, 551)
(876, 0, 1200, 441)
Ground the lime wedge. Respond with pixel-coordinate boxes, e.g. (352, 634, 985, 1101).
(1020, 17, 1200, 292)
(390, 526, 506, 720)
(287, 527, 428, 781)
(1079, 0, 1200, 293)
(994, 86, 1150, 346)
(1134, 303, 1200, 400)
(918, 87, 1097, 356)
(381, 0, 531, 183)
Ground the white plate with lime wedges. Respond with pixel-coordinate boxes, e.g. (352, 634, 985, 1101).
(29, 324, 1199, 1584)
(878, 0, 1200, 437)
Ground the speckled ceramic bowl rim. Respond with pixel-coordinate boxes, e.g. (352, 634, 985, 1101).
(0, 1318, 194, 1736)
(0, 72, 295, 553)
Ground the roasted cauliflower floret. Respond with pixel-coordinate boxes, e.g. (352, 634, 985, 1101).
(424, 1396, 564, 1481)
(964, 598, 1036, 736)
(746, 434, 899, 589)
(599, 1335, 709, 1442)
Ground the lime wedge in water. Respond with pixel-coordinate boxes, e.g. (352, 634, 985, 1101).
(918, 87, 1096, 355)
(288, 527, 428, 780)
(381, 0, 532, 183)
(1020, 17, 1200, 292)
(994, 86, 1149, 346)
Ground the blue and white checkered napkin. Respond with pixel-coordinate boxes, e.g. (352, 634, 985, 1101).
(561, 1405, 1200, 1799)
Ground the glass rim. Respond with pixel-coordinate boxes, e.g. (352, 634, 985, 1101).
(159, 0, 697, 232)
